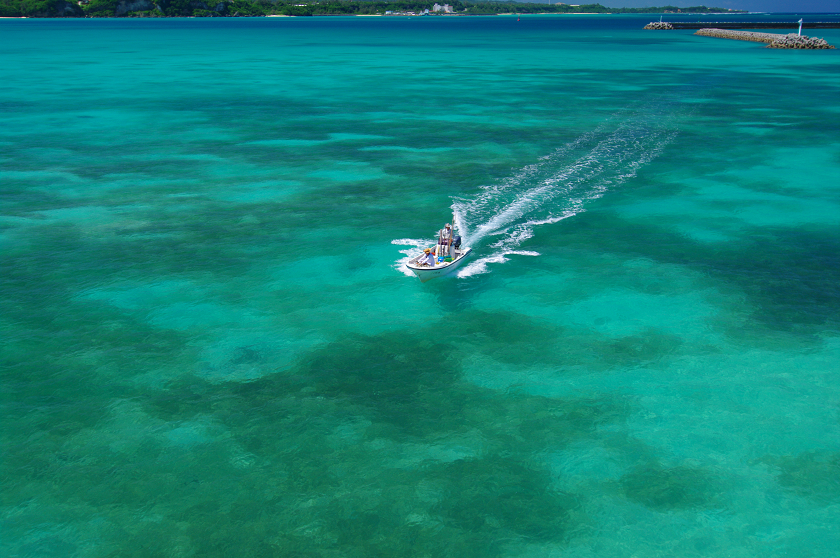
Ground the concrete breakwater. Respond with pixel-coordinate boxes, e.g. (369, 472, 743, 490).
(643, 22, 673, 30)
(662, 21, 840, 30)
(765, 33, 837, 49)
(694, 28, 836, 49)
(695, 28, 782, 43)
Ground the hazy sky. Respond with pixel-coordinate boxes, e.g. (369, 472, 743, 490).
(557, 1, 839, 12)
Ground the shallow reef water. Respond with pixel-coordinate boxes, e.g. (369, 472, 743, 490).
(2, 14, 839, 558)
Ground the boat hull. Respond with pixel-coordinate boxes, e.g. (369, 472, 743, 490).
(407, 247, 472, 282)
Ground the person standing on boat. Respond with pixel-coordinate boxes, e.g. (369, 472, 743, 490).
(438, 223, 453, 257)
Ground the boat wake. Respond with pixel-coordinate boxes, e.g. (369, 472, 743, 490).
(394, 97, 684, 279)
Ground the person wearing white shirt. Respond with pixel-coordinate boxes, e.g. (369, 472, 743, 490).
(417, 248, 436, 266)
(438, 223, 453, 256)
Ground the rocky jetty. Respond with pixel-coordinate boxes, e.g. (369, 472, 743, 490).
(695, 28, 779, 43)
(644, 21, 674, 30)
(695, 28, 835, 49)
(663, 21, 840, 30)
(766, 33, 835, 49)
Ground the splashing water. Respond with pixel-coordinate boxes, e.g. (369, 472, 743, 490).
(392, 237, 436, 277)
(396, 98, 684, 278)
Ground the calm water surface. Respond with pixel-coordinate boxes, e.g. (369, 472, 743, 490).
(2, 14, 839, 557)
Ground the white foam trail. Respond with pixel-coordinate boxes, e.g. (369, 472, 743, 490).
(391, 238, 429, 246)
(457, 250, 540, 278)
(398, 98, 686, 278)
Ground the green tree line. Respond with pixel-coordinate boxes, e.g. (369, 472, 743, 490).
(0, 0, 742, 18)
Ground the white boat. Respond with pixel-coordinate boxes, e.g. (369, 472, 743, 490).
(406, 244, 472, 282)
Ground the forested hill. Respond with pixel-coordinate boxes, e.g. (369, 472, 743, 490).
(0, 1, 743, 18)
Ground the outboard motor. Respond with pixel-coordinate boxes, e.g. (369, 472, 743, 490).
(452, 235, 461, 249)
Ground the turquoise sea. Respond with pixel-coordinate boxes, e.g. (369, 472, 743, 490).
(2, 13, 839, 557)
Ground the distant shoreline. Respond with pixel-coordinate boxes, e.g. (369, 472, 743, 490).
(2, 13, 761, 19)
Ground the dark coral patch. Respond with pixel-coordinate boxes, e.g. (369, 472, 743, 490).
(771, 451, 840, 505)
(430, 456, 578, 541)
(620, 464, 715, 510)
